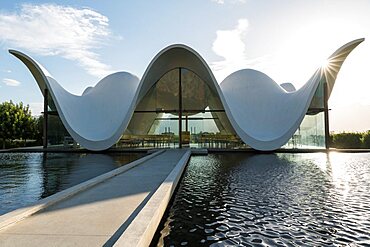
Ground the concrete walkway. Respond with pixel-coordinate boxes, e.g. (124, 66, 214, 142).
(0, 149, 189, 246)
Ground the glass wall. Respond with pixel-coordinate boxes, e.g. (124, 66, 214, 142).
(309, 79, 325, 109)
(283, 80, 327, 149)
(47, 114, 72, 147)
(118, 69, 180, 148)
(117, 68, 241, 149)
(283, 112, 325, 149)
(46, 92, 75, 148)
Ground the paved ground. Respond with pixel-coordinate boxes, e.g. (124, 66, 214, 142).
(0, 149, 188, 247)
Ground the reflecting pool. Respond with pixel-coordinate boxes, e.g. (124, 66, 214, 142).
(153, 153, 370, 246)
(0, 152, 143, 215)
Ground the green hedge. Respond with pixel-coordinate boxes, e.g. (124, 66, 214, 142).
(330, 131, 370, 149)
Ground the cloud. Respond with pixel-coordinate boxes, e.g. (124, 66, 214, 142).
(0, 4, 113, 78)
(211, 19, 264, 81)
(213, 19, 248, 61)
(3, 78, 21, 86)
(211, 0, 246, 4)
(212, 0, 225, 3)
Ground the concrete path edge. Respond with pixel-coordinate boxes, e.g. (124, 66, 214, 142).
(0, 149, 165, 231)
(113, 150, 191, 247)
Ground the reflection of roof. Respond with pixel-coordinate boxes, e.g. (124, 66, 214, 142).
(9, 38, 364, 151)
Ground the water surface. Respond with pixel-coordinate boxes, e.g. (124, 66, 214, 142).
(0, 152, 143, 215)
(153, 153, 370, 246)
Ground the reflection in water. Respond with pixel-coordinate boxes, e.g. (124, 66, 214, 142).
(153, 153, 370, 246)
(0, 152, 143, 215)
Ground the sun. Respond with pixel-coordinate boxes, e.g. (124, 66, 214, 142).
(321, 59, 330, 69)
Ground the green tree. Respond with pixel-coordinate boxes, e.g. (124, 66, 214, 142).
(0, 101, 37, 149)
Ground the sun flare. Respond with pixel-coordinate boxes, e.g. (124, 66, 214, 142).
(321, 59, 330, 68)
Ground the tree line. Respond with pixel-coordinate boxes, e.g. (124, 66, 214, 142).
(330, 131, 370, 149)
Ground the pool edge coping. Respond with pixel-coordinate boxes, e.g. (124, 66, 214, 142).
(113, 149, 192, 247)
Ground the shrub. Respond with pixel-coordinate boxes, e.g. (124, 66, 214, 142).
(361, 131, 370, 148)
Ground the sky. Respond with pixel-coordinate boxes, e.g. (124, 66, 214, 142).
(0, 0, 369, 132)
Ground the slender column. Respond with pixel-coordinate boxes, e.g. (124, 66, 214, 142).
(324, 82, 330, 149)
(186, 115, 188, 132)
(179, 68, 182, 148)
(43, 88, 49, 149)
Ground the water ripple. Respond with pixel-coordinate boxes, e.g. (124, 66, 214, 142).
(153, 153, 370, 246)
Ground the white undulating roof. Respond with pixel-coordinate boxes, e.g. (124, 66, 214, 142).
(9, 38, 364, 151)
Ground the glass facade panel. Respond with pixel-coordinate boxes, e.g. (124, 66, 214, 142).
(46, 92, 75, 148)
(119, 112, 178, 148)
(47, 114, 73, 147)
(185, 112, 244, 149)
(181, 69, 220, 112)
(284, 112, 325, 149)
(309, 79, 325, 109)
(284, 79, 327, 149)
(135, 69, 179, 112)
